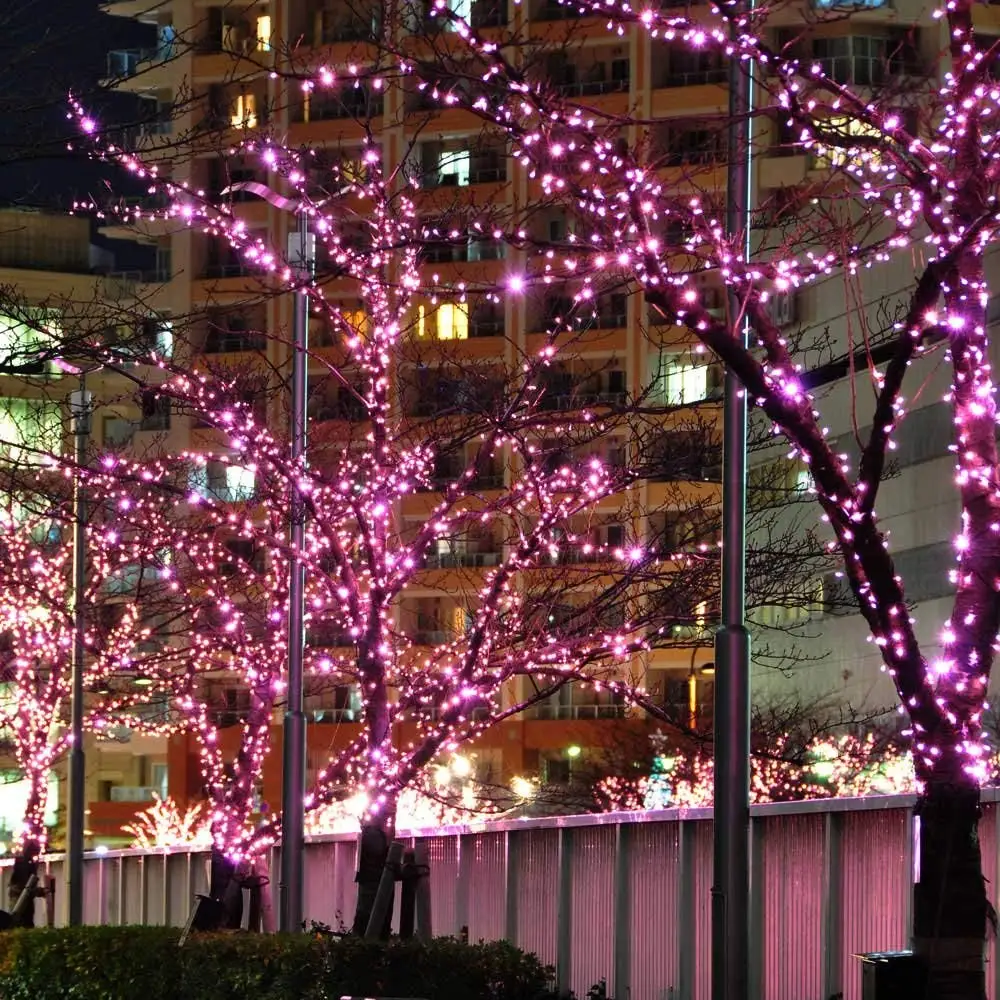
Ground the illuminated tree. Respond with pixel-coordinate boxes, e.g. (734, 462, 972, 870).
(0, 513, 185, 863)
(101, 0, 1000, 985)
(339, 0, 1000, 992)
(61, 106, 833, 935)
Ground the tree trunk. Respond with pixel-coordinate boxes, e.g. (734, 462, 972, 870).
(8, 837, 40, 928)
(913, 781, 989, 1000)
(207, 847, 247, 930)
(352, 820, 392, 935)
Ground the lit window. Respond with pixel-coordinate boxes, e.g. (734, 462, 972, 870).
(438, 149, 470, 186)
(231, 93, 257, 129)
(225, 465, 256, 501)
(0, 398, 62, 465)
(446, 0, 471, 26)
(155, 320, 174, 358)
(256, 15, 271, 51)
(340, 309, 369, 337)
(0, 312, 60, 376)
(811, 116, 883, 169)
(653, 352, 708, 404)
(436, 303, 469, 340)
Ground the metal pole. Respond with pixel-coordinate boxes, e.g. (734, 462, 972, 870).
(712, 13, 754, 1000)
(280, 212, 311, 932)
(67, 380, 92, 926)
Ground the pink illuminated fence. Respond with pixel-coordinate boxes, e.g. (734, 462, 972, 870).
(6, 793, 999, 1000)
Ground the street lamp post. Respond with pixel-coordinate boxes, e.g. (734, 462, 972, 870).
(712, 13, 755, 1000)
(279, 211, 314, 933)
(67, 378, 92, 926)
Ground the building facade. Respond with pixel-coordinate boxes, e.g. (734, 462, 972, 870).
(90, 0, 1000, 835)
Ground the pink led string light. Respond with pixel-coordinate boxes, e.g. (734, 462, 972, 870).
(66, 103, 721, 851)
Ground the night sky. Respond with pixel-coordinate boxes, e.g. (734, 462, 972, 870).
(0, 0, 153, 215)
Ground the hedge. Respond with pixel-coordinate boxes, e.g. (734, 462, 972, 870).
(0, 926, 556, 1000)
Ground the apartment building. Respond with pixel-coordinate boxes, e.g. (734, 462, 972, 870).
(95, 0, 1000, 826)
(0, 206, 175, 847)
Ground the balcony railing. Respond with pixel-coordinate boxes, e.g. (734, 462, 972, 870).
(309, 708, 361, 723)
(471, 0, 508, 24)
(106, 45, 173, 78)
(470, 318, 504, 338)
(552, 391, 627, 410)
(202, 262, 256, 280)
(537, 0, 577, 19)
(410, 629, 449, 645)
(305, 627, 355, 648)
(109, 785, 159, 803)
(556, 78, 629, 98)
(318, 16, 382, 43)
(530, 703, 628, 720)
(425, 551, 501, 569)
(661, 68, 727, 87)
(472, 471, 505, 489)
(203, 332, 265, 354)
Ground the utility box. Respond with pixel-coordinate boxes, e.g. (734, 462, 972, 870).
(856, 951, 925, 1000)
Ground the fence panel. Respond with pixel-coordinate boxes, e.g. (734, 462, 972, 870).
(464, 832, 506, 944)
(692, 820, 714, 1000)
(121, 855, 146, 924)
(628, 821, 681, 1000)
(760, 812, 826, 1000)
(514, 828, 560, 968)
(838, 807, 910, 1000)
(568, 826, 616, 998)
(420, 833, 460, 937)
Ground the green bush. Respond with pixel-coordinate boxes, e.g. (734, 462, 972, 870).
(0, 926, 555, 1000)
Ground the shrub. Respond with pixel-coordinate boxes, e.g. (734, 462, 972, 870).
(0, 926, 555, 1000)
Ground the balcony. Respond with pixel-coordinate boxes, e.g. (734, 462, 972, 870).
(471, 470, 504, 489)
(411, 629, 449, 645)
(305, 624, 355, 648)
(660, 67, 726, 88)
(109, 785, 159, 803)
(201, 262, 256, 280)
(425, 551, 501, 569)
(203, 331, 265, 354)
(422, 163, 508, 189)
(105, 41, 177, 91)
(536, 0, 576, 19)
(471, 0, 508, 25)
(529, 702, 628, 720)
(556, 77, 628, 98)
(310, 707, 361, 723)
(299, 91, 385, 122)
(316, 12, 382, 43)
(593, 311, 627, 330)
(422, 239, 506, 265)
(470, 317, 504, 338)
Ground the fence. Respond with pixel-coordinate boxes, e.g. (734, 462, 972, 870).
(4, 791, 1000, 1000)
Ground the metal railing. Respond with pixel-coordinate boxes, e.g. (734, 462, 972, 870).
(529, 702, 628, 719)
(425, 551, 501, 569)
(106, 46, 172, 78)
(410, 629, 448, 645)
(556, 78, 629, 97)
(660, 67, 727, 88)
(108, 786, 159, 803)
(10, 792, 957, 1000)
